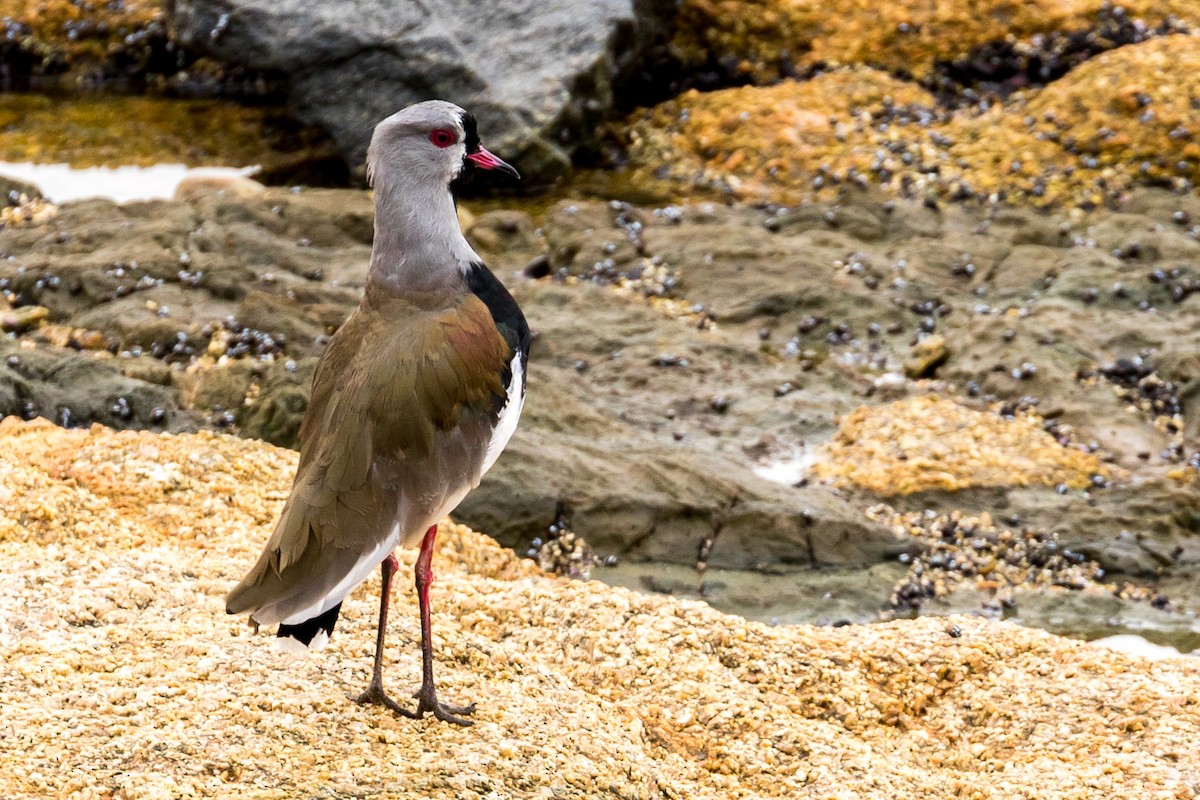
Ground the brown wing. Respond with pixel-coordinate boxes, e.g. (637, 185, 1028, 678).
(226, 293, 510, 622)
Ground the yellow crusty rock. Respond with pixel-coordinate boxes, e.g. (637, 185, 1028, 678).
(813, 395, 1116, 494)
(627, 35, 1200, 208)
(626, 67, 939, 202)
(671, 0, 1200, 83)
(0, 0, 161, 71)
(1, 417, 1197, 799)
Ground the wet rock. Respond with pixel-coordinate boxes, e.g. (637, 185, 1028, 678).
(237, 357, 318, 447)
(232, 291, 329, 358)
(0, 1, 167, 87)
(670, 0, 1200, 86)
(545, 201, 643, 278)
(457, 419, 908, 571)
(987, 245, 1062, 293)
(119, 357, 174, 387)
(465, 210, 544, 274)
(3, 187, 1200, 626)
(174, 174, 266, 202)
(627, 36, 1200, 208)
(887, 478, 1200, 580)
(0, 341, 200, 431)
(192, 361, 256, 414)
(167, 0, 677, 181)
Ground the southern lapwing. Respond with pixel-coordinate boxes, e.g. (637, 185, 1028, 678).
(226, 101, 528, 726)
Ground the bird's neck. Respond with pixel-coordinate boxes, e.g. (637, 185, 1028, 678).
(367, 176, 478, 296)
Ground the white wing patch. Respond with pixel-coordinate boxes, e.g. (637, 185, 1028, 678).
(482, 353, 525, 475)
(278, 523, 402, 627)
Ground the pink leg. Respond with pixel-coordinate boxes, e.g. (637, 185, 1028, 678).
(410, 524, 476, 725)
(355, 526, 474, 726)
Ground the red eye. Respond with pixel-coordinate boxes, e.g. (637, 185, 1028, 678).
(429, 128, 457, 148)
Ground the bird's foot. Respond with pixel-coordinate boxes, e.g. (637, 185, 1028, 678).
(355, 680, 475, 726)
(354, 682, 412, 716)
(410, 681, 476, 727)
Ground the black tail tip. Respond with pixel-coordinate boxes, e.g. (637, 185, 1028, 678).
(275, 603, 342, 648)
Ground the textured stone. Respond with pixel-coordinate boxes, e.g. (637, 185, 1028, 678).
(904, 334, 949, 379)
(166, 0, 674, 180)
(626, 36, 1200, 207)
(814, 396, 1115, 495)
(1, 419, 1198, 799)
(671, 0, 1200, 84)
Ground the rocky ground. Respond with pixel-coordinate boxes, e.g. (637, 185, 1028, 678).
(625, 33, 1200, 208)
(1, 419, 1198, 799)
(3, 1, 1200, 793)
(1, 177, 1198, 645)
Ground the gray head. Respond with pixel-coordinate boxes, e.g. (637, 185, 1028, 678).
(365, 101, 519, 293)
(366, 100, 519, 190)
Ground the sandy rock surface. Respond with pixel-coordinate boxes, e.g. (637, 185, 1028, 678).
(628, 35, 1200, 207)
(814, 395, 1114, 495)
(1, 417, 1198, 799)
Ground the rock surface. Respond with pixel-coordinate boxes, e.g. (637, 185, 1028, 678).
(814, 396, 1113, 495)
(2, 186, 1200, 621)
(670, 0, 1200, 85)
(1, 418, 1198, 799)
(0, 174, 41, 202)
(0, 0, 165, 87)
(627, 35, 1200, 207)
(165, 0, 674, 180)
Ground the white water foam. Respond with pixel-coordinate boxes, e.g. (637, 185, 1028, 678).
(1091, 634, 1195, 660)
(0, 162, 258, 204)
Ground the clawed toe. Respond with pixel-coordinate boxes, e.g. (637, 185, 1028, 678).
(436, 700, 476, 717)
(413, 686, 475, 726)
(358, 681, 475, 726)
(355, 684, 418, 718)
(437, 700, 475, 725)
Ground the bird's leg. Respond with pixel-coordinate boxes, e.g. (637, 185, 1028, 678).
(409, 524, 476, 725)
(354, 553, 409, 714)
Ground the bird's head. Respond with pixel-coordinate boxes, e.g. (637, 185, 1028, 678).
(366, 100, 520, 190)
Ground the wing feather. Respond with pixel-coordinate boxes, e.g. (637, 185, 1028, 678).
(226, 292, 511, 620)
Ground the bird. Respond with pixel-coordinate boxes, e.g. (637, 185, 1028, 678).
(225, 100, 529, 726)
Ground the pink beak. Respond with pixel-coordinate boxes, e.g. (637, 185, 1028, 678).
(466, 146, 520, 179)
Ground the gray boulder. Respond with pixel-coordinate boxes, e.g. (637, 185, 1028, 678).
(165, 0, 673, 181)
(455, 378, 911, 570)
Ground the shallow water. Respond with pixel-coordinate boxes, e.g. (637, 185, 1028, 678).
(0, 161, 259, 203)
